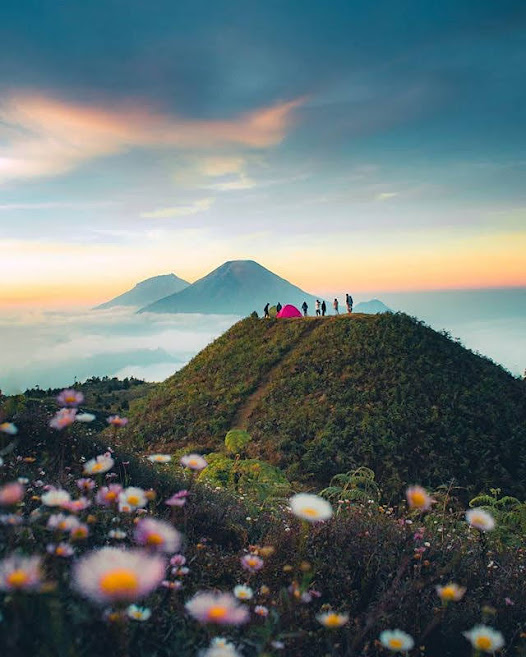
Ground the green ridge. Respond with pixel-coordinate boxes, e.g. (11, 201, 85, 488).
(124, 313, 526, 497)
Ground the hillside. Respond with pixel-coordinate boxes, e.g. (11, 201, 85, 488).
(94, 273, 190, 309)
(123, 313, 526, 498)
(138, 259, 320, 315)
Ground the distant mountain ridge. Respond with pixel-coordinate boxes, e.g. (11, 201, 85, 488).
(354, 299, 391, 314)
(138, 260, 320, 316)
(94, 273, 190, 309)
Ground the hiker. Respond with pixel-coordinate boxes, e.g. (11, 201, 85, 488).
(333, 298, 339, 315)
(315, 299, 321, 316)
(276, 302, 282, 314)
(264, 303, 270, 318)
(346, 293, 353, 314)
(321, 300, 326, 316)
(301, 301, 308, 317)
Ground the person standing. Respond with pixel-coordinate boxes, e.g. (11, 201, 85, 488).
(301, 301, 308, 316)
(264, 303, 270, 318)
(333, 298, 339, 315)
(276, 302, 282, 314)
(321, 300, 326, 316)
(315, 299, 321, 316)
(346, 293, 353, 314)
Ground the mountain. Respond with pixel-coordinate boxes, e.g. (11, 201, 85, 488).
(138, 260, 320, 315)
(122, 313, 526, 497)
(94, 273, 190, 309)
(354, 298, 391, 314)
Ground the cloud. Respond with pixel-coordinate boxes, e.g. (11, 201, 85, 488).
(376, 192, 399, 200)
(206, 175, 256, 192)
(0, 93, 304, 183)
(197, 157, 246, 177)
(141, 198, 214, 218)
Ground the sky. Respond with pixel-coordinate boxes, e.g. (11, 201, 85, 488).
(1, 0, 525, 306)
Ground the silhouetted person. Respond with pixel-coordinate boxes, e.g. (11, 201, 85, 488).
(264, 303, 270, 318)
(333, 298, 339, 315)
(315, 300, 321, 316)
(301, 301, 308, 316)
(346, 293, 353, 314)
(321, 300, 326, 316)
(276, 302, 282, 314)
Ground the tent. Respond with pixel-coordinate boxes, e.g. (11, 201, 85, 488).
(276, 304, 302, 318)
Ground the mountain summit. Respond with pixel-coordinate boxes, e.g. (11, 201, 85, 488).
(94, 273, 190, 310)
(138, 260, 319, 315)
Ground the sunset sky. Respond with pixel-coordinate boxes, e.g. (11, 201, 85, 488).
(1, 0, 525, 306)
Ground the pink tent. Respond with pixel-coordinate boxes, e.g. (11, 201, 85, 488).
(276, 304, 302, 318)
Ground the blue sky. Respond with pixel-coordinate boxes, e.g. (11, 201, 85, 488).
(1, 0, 525, 303)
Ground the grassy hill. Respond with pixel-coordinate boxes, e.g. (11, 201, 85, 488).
(123, 313, 526, 498)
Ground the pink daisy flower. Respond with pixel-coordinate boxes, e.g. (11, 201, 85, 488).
(0, 555, 44, 592)
(240, 554, 264, 572)
(134, 518, 182, 554)
(49, 408, 77, 430)
(0, 482, 24, 506)
(96, 484, 122, 507)
(180, 454, 208, 471)
(107, 415, 128, 428)
(406, 485, 434, 511)
(84, 454, 114, 476)
(73, 548, 165, 605)
(56, 389, 84, 408)
(185, 591, 249, 625)
(165, 490, 189, 507)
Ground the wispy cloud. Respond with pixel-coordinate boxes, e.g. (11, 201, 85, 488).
(0, 93, 304, 183)
(141, 198, 214, 218)
(376, 192, 399, 200)
(205, 175, 256, 192)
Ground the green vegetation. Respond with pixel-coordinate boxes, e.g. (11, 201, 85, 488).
(123, 313, 526, 499)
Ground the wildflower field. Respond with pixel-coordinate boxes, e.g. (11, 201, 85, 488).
(0, 386, 524, 657)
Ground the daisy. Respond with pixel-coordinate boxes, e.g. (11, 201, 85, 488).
(436, 583, 466, 602)
(379, 629, 415, 652)
(289, 493, 333, 523)
(76, 478, 96, 491)
(118, 487, 147, 511)
(41, 489, 71, 507)
(56, 389, 84, 407)
(47, 542, 75, 558)
(84, 454, 114, 476)
(70, 524, 89, 541)
(0, 555, 43, 592)
(463, 625, 505, 653)
(254, 605, 269, 617)
(108, 529, 127, 540)
(466, 508, 496, 532)
(180, 454, 208, 471)
(0, 422, 18, 436)
(405, 486, 433, 511)
(127, 605, 152, 621)
(147, 454, 172, 463)
(63, 497, 91, 513)
(73, 547, 165, 604)
(76, 413, 96, 423)
(165, 490, 188, 507)
(47, 514, 80, 532)
(233, 584, 253, 600)
(185, 591, 249, 625)
(134, 518, 182, 554)
(96, 484, 122, 507)
(107, 415, 128, 427)
(316, 611, 350, 628)
(202, 637, 241, 657)
(0, 482, 24, 506)
(240, 554, 264, 572)
(49, 408, 77, 430)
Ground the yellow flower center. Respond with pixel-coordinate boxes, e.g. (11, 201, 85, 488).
(106, 491, 117, 501)
(56, 546, 67, 556)
(7, 570, 29, 589)
(65, 396, 76, 403)
(475, 636, 492, 651)
(208, 605, 228, 620)
(127, 495, 140, 506)
(325, 614, 342, 627)
(389, 638, 404, 649)
(99, 569, 139, 597)
(441, 586, 456, 600)
(410, 491, 426, 507)
(471, 515, 485, 526)
(302, 507, 319, 517)
(91, 463, 104, 473)
(188, 459, 198, 467)
(146, 533, 164, 545)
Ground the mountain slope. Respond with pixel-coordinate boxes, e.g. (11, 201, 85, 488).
(123, 313, 526, 497)
(94, 273, 190, 309)
(354, 299, 391, 314)
(138, 260, 320, 315)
